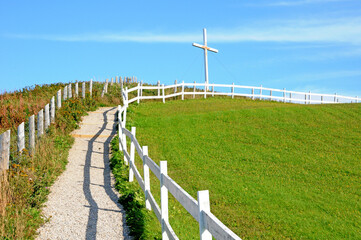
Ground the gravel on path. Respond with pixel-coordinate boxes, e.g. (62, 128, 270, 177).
(37, 107, 131, 240)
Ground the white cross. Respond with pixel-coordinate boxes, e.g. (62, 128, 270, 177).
(192, 28, 218, 91)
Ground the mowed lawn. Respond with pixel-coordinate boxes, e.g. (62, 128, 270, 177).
(127, 97, 361, 239)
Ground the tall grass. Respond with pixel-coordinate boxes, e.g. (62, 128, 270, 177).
(0, 84, 65, 133)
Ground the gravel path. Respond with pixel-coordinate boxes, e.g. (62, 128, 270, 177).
(37, 107, 131, 240)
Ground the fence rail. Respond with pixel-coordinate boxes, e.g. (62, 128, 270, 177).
(117, 95, 242, 239)
(125, 81, 359, 105)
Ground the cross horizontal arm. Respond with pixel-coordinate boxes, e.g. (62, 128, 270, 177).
(192, 43, 219, 53)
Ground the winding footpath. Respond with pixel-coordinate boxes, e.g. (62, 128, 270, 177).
(37, 107, 131, 240)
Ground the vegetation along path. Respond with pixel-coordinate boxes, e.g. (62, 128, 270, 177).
(37, 107, 130, 240)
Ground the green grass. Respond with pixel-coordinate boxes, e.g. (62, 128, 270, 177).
(124, 97, 361, 239)
(110, 136, 161, 240)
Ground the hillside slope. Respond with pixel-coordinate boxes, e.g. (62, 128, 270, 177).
(127, 97, 361, 239)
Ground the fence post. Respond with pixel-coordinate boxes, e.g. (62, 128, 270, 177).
(57, 89, 61, 109)
(283, 88, 286, 103)
(321, 96, 324, 104)
(111, 77, 114, 85)
(106, 79, 109, 92)
(125, 87, 129, 103)
(29, 115, 35, 155)
(137, 82, 140, 104)
(0, 130, 11, 170)
(309, 91, 311, 104)
(37, 109, 44, 137)
(68, 84, 72, 98)
(118, 110, 125, 165)
(44, 104, 50, 130)
(193, 81, 196, 99)
(198, 190, 212, 240)
(260, 85, 262, 100)
(51, 96, 55, 123)
(304, 93, 307, 104)
(334, 93, 337, 103)
(157, 81, 160, 96)
(232, 83, 234, 99)
(120, 77, 123, 90)
(143, 146, 151, 210)
(140, 81, 143, 97)
(63, 85, 67, 100)
(101, 83, 106, 98)
(122, 103, 127, 164)
(252, 88, 254, 100)
(174, 79, 177, 94)
(270, 90, 272, 101)
(204, 82, 207, 99)
(182, 81, 184, 100)
(90, 79, 93, 98)
(75, 82, 78, 97)
(356, 96, 358, 103)
(125, 87, 129, 107)
(17, 122, 25, 153)
(212, 86, 214, 97)
(82, 82, 86, 99)
(116, 76, 118, 84)
(160, 161, 169, 240)
(162, 84, 165, 103)
(129, 127, 136, 182)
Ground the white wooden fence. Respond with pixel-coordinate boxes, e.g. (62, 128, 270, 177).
(124, 81, 359, 105)
(118, 80, 360, 239)
(117, 93, 242, 240)
(0, 80, 93, 170)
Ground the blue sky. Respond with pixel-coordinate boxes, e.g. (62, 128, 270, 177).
(1, 0, 361, 97)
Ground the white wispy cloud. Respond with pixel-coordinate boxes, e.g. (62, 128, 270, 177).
(265, 0, 348, 6)
(4, 32, 198, 43)
(4, 17, 361, 44)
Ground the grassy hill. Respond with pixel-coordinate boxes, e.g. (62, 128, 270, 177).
(126, 97, 361, 239)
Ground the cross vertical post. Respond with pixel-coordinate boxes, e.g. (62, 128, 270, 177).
(193, 28, 218, 91)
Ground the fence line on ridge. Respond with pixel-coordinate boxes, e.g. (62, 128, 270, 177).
(125, 81, 359, 105)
